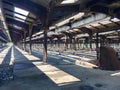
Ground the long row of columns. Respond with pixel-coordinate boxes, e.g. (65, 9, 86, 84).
(22, 31, 120, 64)
(21, 11, 120, 64)
(30, 36, 97, 51)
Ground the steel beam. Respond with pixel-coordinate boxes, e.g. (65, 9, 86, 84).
(90, 25, 100, 30)
(97, 25, 120, 33)
(72, 13, 107, 28)
(98, 22, 109, 28)
(6, 17, 29, 30)
(79, 27, 92, 35)
(109, 20, 120, 26)
(96, 33, 99, 61)
(5, 14, 32, 24)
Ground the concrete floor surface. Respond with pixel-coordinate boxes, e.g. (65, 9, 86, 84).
(0, 46, 120, 90)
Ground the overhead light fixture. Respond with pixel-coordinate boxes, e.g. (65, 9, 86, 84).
(14, 7, 29, 16)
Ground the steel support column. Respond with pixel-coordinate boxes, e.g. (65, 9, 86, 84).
(49, 38, 53, 48)
(96, 33, 99, 61)
(89, 34, 93, 50)
(65, 36, 68, 50)
(43, 9, 51, 63)
(57, 37, 60, 48)
(77, 38, 79, 49)
(23, 31, 26, 51)
(43, 27, 48, 62)
(118, 32, 120, 46)
(29, 25, 33, 54)
(73, 37, 77, 50)
(68, 35, 73, 49)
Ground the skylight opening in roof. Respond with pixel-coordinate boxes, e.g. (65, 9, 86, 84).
(61, 0, 78, 4)
(0, 8, 1, 14)
(14, 7, 29, 16)
(111, 18, 120, 22)
(14, 7, 29, 21)
(117, 29, 120, 32)
(14, 14, 26, 20)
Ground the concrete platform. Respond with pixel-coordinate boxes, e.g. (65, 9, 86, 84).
(0, 46, 12, 65)
(0, 46, 120, 90)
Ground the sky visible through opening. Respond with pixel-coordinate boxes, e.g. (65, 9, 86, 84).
(14, 7, 29, 22)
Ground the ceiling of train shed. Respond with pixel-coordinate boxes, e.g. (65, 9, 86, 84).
(30, 0, 52, 7)
(0, 0, 120, 43)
